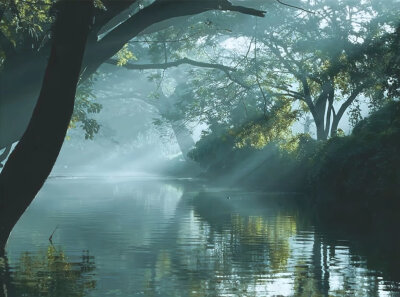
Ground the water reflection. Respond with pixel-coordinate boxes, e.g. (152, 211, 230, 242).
(2, 179, 400, 296)
(1, 245, 95, 297)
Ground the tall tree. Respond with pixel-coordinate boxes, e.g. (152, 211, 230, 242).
(0, 0, 94, 252)
(251, 0, 400, 140)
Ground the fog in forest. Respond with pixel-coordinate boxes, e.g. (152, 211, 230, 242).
(1, 0, 400, 296)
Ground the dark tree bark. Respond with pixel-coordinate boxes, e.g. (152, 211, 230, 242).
(0, 0, 93, 253)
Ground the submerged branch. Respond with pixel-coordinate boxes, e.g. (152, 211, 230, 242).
(49, 225, 59, 244)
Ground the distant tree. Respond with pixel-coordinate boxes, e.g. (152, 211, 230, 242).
(250, 0, 400, 140)
(132, 0, 400, 149)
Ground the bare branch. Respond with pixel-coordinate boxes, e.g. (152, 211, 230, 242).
(276, 0, 314, 14)
(107, 57, 253, 90)
(107, 57, 235, 72)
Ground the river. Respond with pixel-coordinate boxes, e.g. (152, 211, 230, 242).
(2, 177, 400, 296)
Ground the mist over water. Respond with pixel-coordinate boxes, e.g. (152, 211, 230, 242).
(50, 67, 191, 177)
(5, 178, 400, 297)
(1, 1, 400, 296)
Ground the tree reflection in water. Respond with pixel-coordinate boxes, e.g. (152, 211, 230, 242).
(149, 191, 399, 297)
(1, 245, 95, 297)
(2, 185, 400, 297)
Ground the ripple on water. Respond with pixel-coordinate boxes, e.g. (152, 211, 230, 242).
(2, 178, 400, 297)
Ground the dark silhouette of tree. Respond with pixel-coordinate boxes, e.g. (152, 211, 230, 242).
(0, 0, 93, 252)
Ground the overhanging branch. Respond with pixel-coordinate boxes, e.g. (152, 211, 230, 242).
(107, 57, 235, 72)
(275, 0, 314, 14)
(83, 0, 266, 79)
(107, 57, 253, 90)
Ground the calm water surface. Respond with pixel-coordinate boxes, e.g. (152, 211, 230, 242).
(3, 177, 400, 297)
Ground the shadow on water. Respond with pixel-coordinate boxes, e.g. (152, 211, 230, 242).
(311, 214, 400, 288)
(191, 190, 400, 296)
(289, 193, 400, 288)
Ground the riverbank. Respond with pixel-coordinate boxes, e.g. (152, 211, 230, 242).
(189, 101, 400, 230)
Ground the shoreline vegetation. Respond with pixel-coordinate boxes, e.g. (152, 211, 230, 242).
(188, 100, 400, 231)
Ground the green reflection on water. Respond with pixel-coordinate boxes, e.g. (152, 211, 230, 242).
(2, 181, 400, 297)
(2, 246, 95, 297)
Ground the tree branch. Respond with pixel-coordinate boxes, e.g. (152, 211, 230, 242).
(223, 69, 251, 89)
(267, 35, 324, 85)
(335, 83, 367, 123)
(107, 57, 235, 71)
(107, 57, 254, 90)
(83, 0, 265, 79)
(94, 1, 137, 36)
(275, 0, 314, 14)
(273, 85, 305, 98)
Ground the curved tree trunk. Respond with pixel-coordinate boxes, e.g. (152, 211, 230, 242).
(0, 0, 93, 253)
(0, 56, 47, 150)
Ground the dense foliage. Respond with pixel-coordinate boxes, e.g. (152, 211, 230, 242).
(1, 0, 400, 232)
(189, 99, 400, 228)
(311, 101, 400, 224)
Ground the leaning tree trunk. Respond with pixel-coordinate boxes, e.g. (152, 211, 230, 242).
(0, 0, 93, 253)
(0, 54, 49, 150)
